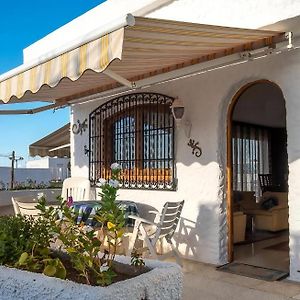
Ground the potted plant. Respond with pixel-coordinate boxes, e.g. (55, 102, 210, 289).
(0, 163, 182, 299)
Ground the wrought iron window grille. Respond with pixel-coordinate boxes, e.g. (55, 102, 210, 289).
(89, 93, 176, 190)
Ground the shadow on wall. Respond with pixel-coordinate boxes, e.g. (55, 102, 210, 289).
(125, 200, 217, 261)
(171, 204, 218, 261)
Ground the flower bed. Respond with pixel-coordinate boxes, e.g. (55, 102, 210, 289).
(0, 164, 183, 298)
(0, 256, 182, 300)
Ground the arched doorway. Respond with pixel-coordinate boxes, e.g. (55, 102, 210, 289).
(227, 80, 289, 272)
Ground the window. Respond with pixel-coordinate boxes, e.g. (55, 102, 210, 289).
(232, 122, 271, 195)
(89, 93, 175, 190)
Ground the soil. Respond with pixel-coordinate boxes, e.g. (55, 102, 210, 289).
(54, 253, 151, 286)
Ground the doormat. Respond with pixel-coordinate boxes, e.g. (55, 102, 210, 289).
(217, 262, 288, 281)
(264, 241, 289, 252)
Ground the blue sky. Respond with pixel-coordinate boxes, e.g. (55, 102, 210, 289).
(0, 0, 104, 166)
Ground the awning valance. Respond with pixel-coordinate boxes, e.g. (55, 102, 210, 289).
(0, 16, 287, 104)
(0, 28, 124, 103)
(29, 123, 70, 158)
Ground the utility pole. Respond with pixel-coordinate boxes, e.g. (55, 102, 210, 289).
(0, 151, 23, 189)
(9, 151, 24, 189)
(10, 151, 15, 189)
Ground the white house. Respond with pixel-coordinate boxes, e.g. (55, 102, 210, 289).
(26, 157, 70, 181)
(1, 0, 300, 281)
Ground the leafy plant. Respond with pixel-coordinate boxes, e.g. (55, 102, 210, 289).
(0, 214, 53, 265)
(37, 163, 127, 285)
(0, 181, 6, 190)
(16, 248, 66, 279)
(0, 163, 146, 286)
(131, 248, 145, 267)
(37, 197, 102, 284)
(0, 209, 66, 280)
(95, 163, 126, 268)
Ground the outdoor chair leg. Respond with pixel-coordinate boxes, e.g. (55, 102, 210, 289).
(167, 238, 183, 267)
(126, 221, 140, 256)
(140, 225, 158, 259)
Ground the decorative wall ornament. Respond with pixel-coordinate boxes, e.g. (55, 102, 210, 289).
(187, 139, 202, 157)
(72, 119, 88, 135)
(84, 145, 91, 156)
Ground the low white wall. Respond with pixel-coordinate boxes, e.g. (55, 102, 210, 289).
(0, 167, 53, 188)
(0, 189, 61, 207)
(0, 257, 182, 300)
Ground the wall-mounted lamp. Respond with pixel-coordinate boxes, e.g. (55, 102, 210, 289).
(171, 98, 185, 121)
(171, 98, 191, 138)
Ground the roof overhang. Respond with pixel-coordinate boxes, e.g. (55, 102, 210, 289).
(0, 15, 288, 108)
(29, 123, 70, 158)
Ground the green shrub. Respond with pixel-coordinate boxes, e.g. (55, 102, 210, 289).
(0, 215, 52, 265)
(0, 163, 144, 286)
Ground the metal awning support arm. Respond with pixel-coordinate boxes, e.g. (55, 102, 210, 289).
(0, 103, 64, 115)
(240, 31, 294, 60)
(285, 31, 293, 49)
(49, 143, 71, 152)
(103, 69, 136, 88)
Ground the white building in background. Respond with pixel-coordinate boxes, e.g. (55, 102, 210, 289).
(26, 157, 70, 181)
(0, 157, 69, 189)
(0, 166, 52, 189)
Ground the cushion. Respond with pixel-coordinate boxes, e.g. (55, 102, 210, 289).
(260, 197, 278, 210)
(261, 192, 288, 208)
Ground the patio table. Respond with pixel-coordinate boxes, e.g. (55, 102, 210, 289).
(71, 200, 139, 227)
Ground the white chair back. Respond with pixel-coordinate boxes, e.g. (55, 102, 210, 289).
(156, 200, 185, 241)
(127, 200, 185, 265)
(11, 196, 41, 217)
(61, 177, 91, 202)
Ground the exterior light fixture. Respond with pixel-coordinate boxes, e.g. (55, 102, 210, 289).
(171, 98, 191, 138)
(171, 98, 185, 121)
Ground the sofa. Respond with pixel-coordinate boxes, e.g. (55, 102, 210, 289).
(235, 191, 289, 232)
(233, 211, 247, 243)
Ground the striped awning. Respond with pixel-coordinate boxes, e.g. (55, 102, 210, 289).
(29, 123, 70, 157)
(0, 28, 123, 104)
(0, 16, 286, 104)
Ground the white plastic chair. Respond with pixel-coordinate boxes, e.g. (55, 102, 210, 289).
(127, 200, 184, 265)
(11, 195, 58, 218)
(61, 177, 91, 202)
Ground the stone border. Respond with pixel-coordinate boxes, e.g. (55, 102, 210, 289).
(0, 256, 182, 300)
(0, 189, 61, 206)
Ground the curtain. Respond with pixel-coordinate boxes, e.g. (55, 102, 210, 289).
(232, 122, 271, 196)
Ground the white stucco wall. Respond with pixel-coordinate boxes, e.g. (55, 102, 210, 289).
(147, 0, 300, 29)
(71, 46, 300, 280)
(22, 0, 300, 66)
(26, 157, 50, 168)
(71, 71, 221, 264)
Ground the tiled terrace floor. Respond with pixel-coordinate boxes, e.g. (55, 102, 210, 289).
(234, 230, 289, 272)
(181, 259, 300, 300)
